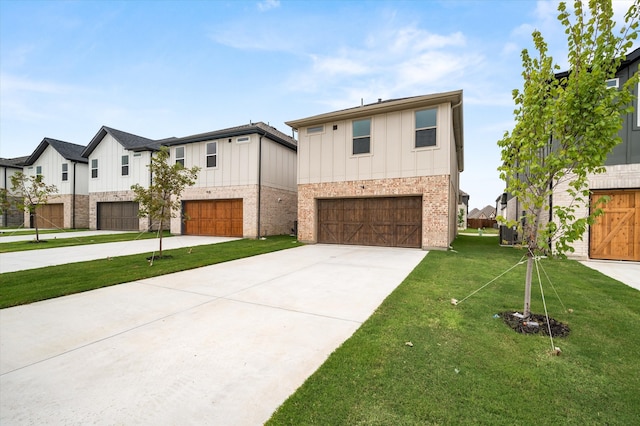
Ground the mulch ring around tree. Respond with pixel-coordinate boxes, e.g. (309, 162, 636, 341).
(499, 312, 570, 337)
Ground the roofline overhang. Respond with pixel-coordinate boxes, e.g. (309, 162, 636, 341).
(162, 126, 297, 151)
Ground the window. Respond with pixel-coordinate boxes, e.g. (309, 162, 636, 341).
(175, 146, 185, 166)
(606, 78, 619, 89)
(415, 108, 437, 148)
(121, 155, 129, 176)
(62, 164, 68, 181)
(36, 166, 42, 176)
(206, 142, 217, 168)
(91, 159, 98, 178)
(307, 125, 324, 134)
(352, 118, 371, 155)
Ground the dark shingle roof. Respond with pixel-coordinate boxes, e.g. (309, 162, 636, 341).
(81, 126, 163, 157)
(0, 156, 29, 168)
(23, 138, 87, 166)
(163, 122, 297, 151)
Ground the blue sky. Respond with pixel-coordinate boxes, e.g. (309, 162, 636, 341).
(0, 0, 636, 210)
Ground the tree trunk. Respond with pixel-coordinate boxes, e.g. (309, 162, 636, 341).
(33, 211, 40, 242)
(524, 253, 533, 318)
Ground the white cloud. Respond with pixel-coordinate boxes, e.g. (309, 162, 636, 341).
(257, 0, 280, 12)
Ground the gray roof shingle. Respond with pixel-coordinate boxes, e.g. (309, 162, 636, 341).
(23, 138, 87, 165)
(81, 126, 163, 157)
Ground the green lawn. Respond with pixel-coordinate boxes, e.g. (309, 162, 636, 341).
(0, 236, 301, 308)
(268, 236, 640, 425)
(0, 231, 172, 253)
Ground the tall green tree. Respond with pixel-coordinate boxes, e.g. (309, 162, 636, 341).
(10, 172, 58, 242)
(131, 147, 200, 257)
(498, 0, 639, 318)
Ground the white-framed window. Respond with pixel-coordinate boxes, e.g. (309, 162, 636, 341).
(307, 125, 324, 134)
(206, 142, 217, 168)
(175, 146, 185, 166)
(91, 159, 98, 178)
(121, 155, 129, 176)
(35, 165, 42, 176)
(61, 163, 68, 181)
(352, 118, 371, 155)
(606, 78, 619, 89)
(236, 136, 250, 143)
(415, 108, 437, 148)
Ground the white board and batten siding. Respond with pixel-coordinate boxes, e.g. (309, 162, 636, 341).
(24, 144, 89, 195)
(87, 134, 152, 193)
(172, 134, 296, 191)
(298, 102, 455, 184)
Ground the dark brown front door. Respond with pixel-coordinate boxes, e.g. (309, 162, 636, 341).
(97, 202, 139, 231)
(590, 189, 640, 261)
(317, 197, 422, 248)
(183, 199, 243, 237)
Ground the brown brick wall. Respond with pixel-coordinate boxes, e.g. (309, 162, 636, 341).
(259, 185, 297, 237)
(298, 175, 452, 250)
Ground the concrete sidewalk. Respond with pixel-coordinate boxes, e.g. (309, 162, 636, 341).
(0, 235, 238, 273)
(0, 229, 133, 243)
(0, 244, 427, 425)
(580, 260, 640, 291)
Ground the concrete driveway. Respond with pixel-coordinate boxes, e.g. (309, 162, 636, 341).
(0, 235, 238, 273)
(0, 244, 426, 425)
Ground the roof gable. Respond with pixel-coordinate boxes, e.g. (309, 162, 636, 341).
(23, 138, 87, 166)
(81, 126, 163, 157)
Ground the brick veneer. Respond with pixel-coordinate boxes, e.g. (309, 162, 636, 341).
(172, 184, 297, 237)
(298, 175, 452, 250)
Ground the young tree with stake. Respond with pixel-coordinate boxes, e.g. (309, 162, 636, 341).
(498, 0, 639, 318)
(9, 172, 58, 242)
(131, 147, 200, 258)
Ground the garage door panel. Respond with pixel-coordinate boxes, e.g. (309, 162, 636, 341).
(98, 202, 139, 231)
(590, 190, 639, 261)
(35, 204, 64, 229)
(317, 197, 422, 248)
(183, 199, 243, 237)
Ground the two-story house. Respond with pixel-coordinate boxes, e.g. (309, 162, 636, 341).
(554, 48, 640, 261)
(1, 156, 28, 227)
(81, 126, 164, 231)
(500, 48, 639, 261)
(163, 122, 297, 238)
(21, 138, 89, 229)
(286, 90, 464, 250)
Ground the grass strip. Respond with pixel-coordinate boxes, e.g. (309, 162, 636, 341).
(0, 231, 172, 253)
(0, 235, 301, 309)
(268, 235, 640, 425)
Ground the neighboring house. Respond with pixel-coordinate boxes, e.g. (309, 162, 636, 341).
(286, 90, 464, 250)
(0, 156, 28, 227)
(22, 138, 89, 229)
(81, 126, 164, 231)
(502, 48, 640, 261)
(469, 205, 496, 219)
(163, 122, 297, 238)
(458, 190, 470, 229)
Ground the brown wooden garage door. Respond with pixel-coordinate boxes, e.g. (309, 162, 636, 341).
(97, 202, 139, 231)
(317, 197, 422, 248)
(34, 203, 63, 229)
(183, 199, 243, 237)
(590, 189, 640, 261)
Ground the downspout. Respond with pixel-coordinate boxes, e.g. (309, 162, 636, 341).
(148, 151, 154, 232)
(72, 162, 77, 229)
(257, 132, 265, 238)
(2, 166, 7, 227)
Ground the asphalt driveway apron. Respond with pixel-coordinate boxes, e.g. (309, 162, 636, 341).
(0, 244, 427, 425)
